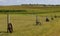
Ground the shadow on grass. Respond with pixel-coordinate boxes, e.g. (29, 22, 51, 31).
(0, 31, 10, 36)
(0, 31, 7, 33)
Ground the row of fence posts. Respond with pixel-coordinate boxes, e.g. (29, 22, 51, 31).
(6, 14, 57, 33)
(36, 15, 57, 25)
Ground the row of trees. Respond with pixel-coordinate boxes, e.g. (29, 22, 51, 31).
(21, 4, 60, 7)
(0, 10, 27, 12)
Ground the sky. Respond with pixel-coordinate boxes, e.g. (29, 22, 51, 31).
(0, 0, 60, 6)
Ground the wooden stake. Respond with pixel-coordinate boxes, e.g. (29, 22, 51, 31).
(36, 15, 41, 25)
(7, 13, 10, 24)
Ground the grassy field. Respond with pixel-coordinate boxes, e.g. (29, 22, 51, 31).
(0, 6, 60, 36)
(0, 6, 60, 14)
(0, 13, 60, 36)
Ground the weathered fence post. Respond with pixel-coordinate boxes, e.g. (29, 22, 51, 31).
(51, 17, 54, 20)
(36, 15, 41, 25)
(54, 15, 57, 18)
(7, 13, 13, 33)
(46, 17, 49, 22)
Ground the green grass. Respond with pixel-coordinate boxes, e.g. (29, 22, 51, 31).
(0, 6, 60, 36)
(0, 13, 60, 36)
(0, 6, 60, 14)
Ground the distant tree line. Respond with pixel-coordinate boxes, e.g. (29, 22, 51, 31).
(0, 10, 27, 12)
(21, 4, 60, 6)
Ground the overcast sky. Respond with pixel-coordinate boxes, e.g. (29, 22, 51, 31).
(0, 0, 60, 5)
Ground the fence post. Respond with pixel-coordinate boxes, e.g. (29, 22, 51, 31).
(7, 13, 13, 33)
(36, 15, 41, 25)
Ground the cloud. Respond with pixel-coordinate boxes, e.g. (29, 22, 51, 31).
(46, 0, 53, 2)
(0, 0, 60, 5)
(0, 0, 7, 2)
